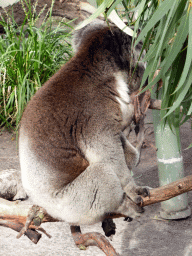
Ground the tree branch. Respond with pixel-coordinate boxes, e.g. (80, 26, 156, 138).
(149, 99, 161, 110)
(1, 174, 192, 254)
(0, 198, 59, 243)
(140, 174, 192, 207)
(70, 225, 120, 256)
(0, 219, 42, 244)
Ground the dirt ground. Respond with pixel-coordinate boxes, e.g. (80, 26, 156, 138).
(0, 110, 192, 256)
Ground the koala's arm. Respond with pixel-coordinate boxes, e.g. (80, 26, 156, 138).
(119, 131, 149, 202)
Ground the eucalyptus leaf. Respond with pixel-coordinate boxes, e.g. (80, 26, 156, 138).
(152, 1, 178, 72)
(162, 0, 188, 48)
(186, 143, 192, 150)
(133, 0, 147, 35)
(135, 0, 174, 45)
(174, 7, 192, 93)
(187, 102, 192, 116)
(75, 0, 114, 30)
(108, 10, 134, 36)
(106, 0, 122, 16)
(164, 69, 192, 118)
(162, 14, 189, 83)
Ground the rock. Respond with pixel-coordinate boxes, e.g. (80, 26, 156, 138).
(0, 0, 88, 34)
(0, 169, 27, 200)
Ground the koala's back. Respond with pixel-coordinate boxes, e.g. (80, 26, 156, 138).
(19, 28, 124, 192)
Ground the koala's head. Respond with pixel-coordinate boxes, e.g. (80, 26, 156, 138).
(72, 21, 132, 68)
(72, 21, 146, 91)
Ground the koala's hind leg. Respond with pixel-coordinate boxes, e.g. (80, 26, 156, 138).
(56, 163, 144, 225)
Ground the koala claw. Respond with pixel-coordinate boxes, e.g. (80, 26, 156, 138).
(124, 216, 133, 222)
(135, 186, 150, 197)
(124, 183, 150, 207)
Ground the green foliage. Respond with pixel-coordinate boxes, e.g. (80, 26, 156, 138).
(135, 0, 192, 127)
(77, 0, 192, 141)
(0, 0, 73, 129)
(76, 0, 115, 30)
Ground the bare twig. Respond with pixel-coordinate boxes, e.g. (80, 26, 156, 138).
(16, 205, 47, 239)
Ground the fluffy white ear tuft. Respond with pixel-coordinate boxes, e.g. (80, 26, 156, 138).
(72, 20, 106, 53)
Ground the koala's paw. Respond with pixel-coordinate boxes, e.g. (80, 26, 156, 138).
(124, 183, 150, 207)
(116, 194, 145, 219)
(118, 183, 151, 218)
(135, 186, 150, 197)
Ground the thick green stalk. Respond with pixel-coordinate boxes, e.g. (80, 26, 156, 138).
(152, 106, 191, 219)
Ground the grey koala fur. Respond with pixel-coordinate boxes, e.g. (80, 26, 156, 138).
(19, 21, 148, 226)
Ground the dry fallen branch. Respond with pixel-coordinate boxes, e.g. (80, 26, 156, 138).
(0, 219, 42, 244)
(71, 225, 120, 256)
(1, 174, 192, 255)
(0, 198, 59, 243)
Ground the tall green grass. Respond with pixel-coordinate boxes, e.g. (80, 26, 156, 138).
(0, 0, 73, 130)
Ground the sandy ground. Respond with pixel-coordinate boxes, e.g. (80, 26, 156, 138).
(0, 110, 192, 256)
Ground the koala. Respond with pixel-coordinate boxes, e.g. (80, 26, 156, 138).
(19, 21, 148, 226)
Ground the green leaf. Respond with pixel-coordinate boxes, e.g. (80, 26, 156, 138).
(133, 0, 147, 36)
(186, 143, 192, 150)
(75, 0, 114, 30)
(174, 6, 192, 93)
(108, 10, 134, 36)
(163, 14, 188, 72)
(106, 0, 122, 16)
(144, 18, 166, 62)
(180, 112, 191, 126)
(136, 0, 174, 45)
(162, 0, 188, 47)
(138, 57, 158, 92)
(187, 101, 192, 115)
(151, 12, 189, 99)
(161, 50, 186, 115)
(164, 68, 192, 118)
(152, 1, 178, 72)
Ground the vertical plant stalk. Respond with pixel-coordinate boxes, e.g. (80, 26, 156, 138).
(2, 69, 7, 117)
(152, 88, 191, 219)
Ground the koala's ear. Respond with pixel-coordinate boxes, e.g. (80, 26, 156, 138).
(72, 20, 106, 53)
